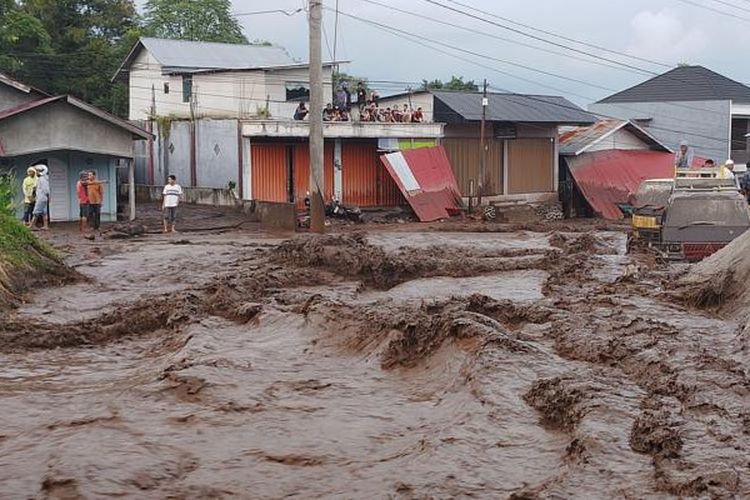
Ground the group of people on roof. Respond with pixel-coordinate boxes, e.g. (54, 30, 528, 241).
(293, 81, 425, 123)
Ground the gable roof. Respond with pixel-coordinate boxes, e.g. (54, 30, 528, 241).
(0, 72, 49, 97)
(596, 65, 750, 104)
(432, 90, 595, 125)
(114, 37, 342, 80)
(0, 95, 149, 140)
(559, 119, 672, 156)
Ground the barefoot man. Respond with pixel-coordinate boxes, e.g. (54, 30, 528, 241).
(162, 175, 183, 233)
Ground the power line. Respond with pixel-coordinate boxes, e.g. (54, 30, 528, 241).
(351, 0, 648, 76)
(329, 7, 732, 153)
(428, 0, 671, 70)
(673, 0, 750, 22)
(331, 7, 729, 118)
(233, 8, 304, 17)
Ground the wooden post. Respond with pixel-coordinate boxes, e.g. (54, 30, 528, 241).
(309, 0, 325, 233)
(128, 158, 136, 221)
(479, 79, 488, 206)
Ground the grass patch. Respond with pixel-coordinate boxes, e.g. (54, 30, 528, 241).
(0, 214, 74, 311)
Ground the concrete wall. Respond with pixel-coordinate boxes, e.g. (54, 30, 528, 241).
(129, 184, 238, 207)
(142, 118, 240, 188)
(167, 120, 192, 185)
(589, 100, 730, 161)
(128, 47, 334, 121)
(196, 120, 239, 189)
(0, 101, 135, 158)
(0, 84, 38, 112)
(241, 120, 444, 139)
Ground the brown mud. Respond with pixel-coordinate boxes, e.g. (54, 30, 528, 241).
(0, 220, 748, 498)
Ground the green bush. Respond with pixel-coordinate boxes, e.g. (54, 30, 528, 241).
(0, 172, 16, 217)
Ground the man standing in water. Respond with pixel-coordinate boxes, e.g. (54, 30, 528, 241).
(86, 170, 104, 235)
(76, 171, 89, 233)
(29, 165, 49, 230)
(22, 167, 37, 225)
(162, 174, 183, 233)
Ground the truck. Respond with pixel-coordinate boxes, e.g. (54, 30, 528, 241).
(628, 169, 750, 261)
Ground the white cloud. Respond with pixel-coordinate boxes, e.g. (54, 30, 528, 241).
(626, 9, 708, 64)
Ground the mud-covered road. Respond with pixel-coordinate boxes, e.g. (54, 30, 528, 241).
(1, 223, 748, 498)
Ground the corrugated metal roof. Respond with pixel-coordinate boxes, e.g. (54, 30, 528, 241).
(140, 37, 296, 72)
(115, 37, 344, 80)
(597, 65, 750, 104)
(380, 146, 462, 221)
(433, 91, 595, 125)
(0, 95, 150, 139)
(566, 149, 703, 220)
(559, 119, 672, 156)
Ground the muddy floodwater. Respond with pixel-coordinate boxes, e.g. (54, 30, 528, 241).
(1, 226, 749, 498)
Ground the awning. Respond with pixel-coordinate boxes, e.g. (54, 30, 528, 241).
(380, 146, 462, 222)
(566, 150, 702, 220)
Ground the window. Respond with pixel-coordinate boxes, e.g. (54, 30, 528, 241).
(286, 81, 310, 102)
(182, 75, 193, 103)
(163, 82, 170, 94)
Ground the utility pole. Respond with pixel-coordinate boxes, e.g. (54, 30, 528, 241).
(309, 0, 325, 233)
(478, 79, 488, 206)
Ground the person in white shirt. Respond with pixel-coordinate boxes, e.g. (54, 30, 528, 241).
(162, 175, 183, 233)
(719, 159, 740, 189)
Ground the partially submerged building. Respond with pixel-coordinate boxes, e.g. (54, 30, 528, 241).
(559, 119, 676, 219)
(0, 72, 149, 222)
(379, 90, 595, 202)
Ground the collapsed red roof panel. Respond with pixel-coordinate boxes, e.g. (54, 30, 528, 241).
(566, 149, 703, 220)
(380, 146, 462, 222)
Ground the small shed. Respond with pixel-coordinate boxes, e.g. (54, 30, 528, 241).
(0, 83, 149, 222)
(559, 120, 676, 219)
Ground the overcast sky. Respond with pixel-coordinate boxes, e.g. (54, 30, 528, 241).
(144, 0, 750, 105)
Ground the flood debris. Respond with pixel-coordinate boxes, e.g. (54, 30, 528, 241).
(677, 229, 750, 314)
(2, 220, 750, 498)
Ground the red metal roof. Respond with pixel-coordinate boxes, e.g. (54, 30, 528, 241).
(566, 149, 703, 220)
(380, 146, 462, 222)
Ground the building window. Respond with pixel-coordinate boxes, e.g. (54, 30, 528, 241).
(164, 82, 170, 94)
(286, 81, 310, 101)
(182, 75, 192, 103)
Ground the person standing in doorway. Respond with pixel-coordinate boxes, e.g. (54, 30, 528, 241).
(22, 167, 37, 225)
(162, 174, 183, 233)
(29, 165, 49, 230)
(76, 171, 89, 233)
(86, 170, 104, 235)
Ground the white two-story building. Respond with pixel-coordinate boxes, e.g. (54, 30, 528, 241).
(115, 37, 443, 207)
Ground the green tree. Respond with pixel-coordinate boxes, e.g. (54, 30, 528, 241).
(421, 75, 479, 92)
(0, 3, 52, 72)
(0, 0, 139, 116)
(143, 0, 248, 44)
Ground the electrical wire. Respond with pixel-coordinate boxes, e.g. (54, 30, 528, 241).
(438, 0, 671, 68)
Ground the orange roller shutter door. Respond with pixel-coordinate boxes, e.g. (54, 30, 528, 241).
(293, 143, 334, 209)
(251, 143, 287, 202)
(342, 142, 404, 207)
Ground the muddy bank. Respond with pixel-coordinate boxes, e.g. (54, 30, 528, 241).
(0, 215, 78, 311)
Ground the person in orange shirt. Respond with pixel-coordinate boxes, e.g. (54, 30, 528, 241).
(86, 170, 104, 235)
(76, 171, 89, 233)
